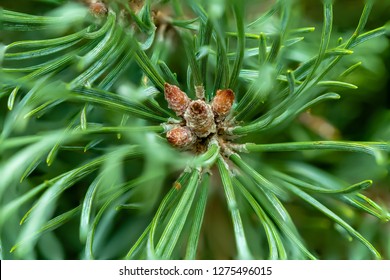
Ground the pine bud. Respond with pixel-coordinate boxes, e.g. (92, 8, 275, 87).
(211, 89, 234, 120)
(184, 100, 216, 138)
(166, 126, 196, 149)
(164, 83, 190, 117)
(89, 1, 108, 16)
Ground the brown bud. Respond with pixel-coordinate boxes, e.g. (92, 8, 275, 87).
(184, 100, 216, 138)
(89, 1, 108, 16)
(166, 126, 196, 149)
(164, 83, 190, 117)
(129, 0, 144, 13)
(211, 89, 234, 120)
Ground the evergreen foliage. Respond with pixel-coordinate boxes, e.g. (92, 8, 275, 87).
(0, 0, 389, 259)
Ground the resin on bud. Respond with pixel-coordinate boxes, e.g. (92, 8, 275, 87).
(164, 83, 190, 117)
(173, 181, 182, 190)
(184, 100, 216, 138)
(166, 126, 196, 149)
(211, 89, 234, 121)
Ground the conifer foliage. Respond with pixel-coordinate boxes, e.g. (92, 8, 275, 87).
(0, 0, 389, 259)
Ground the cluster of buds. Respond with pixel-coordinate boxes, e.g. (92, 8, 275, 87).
(164, 83, 235, 150)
